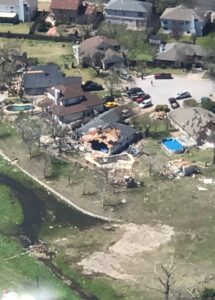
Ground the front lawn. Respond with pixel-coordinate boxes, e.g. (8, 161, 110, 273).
(0, 22, 32, 34)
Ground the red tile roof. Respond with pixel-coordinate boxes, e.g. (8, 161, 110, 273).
(50, 0, 81, 11)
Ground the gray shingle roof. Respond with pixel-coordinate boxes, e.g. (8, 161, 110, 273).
(24, 63, 82, 91)
(160, 5, 208, 21)
(105, 0, 152, 13)
(156, 43, 207, 62)
(76, 108, 122, 135)
(168, 107, 215, 141)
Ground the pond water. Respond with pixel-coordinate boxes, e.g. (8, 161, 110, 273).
(0, 173, 103, 300)
(0, 173, 103, 244)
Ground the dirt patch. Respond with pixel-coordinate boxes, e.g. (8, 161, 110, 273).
(110, 223, 174, 256)
(78, 223, 174, 280)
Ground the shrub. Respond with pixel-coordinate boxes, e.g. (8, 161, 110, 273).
(155, 105, 163, 111)
(201, 98, 215, 113)
(183, 99, 198, 107)
(201, 288, 215, 300)
(155, 104, 170, 112)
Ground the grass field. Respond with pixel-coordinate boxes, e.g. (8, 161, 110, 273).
(0, 182, 80, 300)
(0, 38, 103, 82)
(1, 117, 215, 299)
(0, 23, 31, 34)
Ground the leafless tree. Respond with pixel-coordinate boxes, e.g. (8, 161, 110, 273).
(49, 120, 69, 139)
(105, 69, 120, 96)
(15, 115, 43, 158)
(171, 22, 183, 42)
(153, 259, 176, 300)
(43, 153, 53, 179)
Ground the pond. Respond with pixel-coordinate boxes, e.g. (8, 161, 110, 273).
(0, 173, 103, 300)
(0, 173, 103, 244)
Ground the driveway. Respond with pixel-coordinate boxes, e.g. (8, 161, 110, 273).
(133, 71, 215, 106)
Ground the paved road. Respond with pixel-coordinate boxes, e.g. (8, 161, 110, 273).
(133, 72, 215, 106)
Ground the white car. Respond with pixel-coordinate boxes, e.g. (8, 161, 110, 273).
(175, 91, 192, 100)
(139, 99, 153, 109)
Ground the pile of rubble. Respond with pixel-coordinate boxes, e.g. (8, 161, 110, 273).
(80, 127, 121, 152)
(150, 111, 166, 120)
(162, 158, 197, 177)
(29, 243, 56, 260)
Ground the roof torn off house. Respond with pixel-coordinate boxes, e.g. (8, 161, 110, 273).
(80, 127, 121, 154)
(76, 109, 142, 155)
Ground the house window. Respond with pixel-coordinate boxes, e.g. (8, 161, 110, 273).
(172, 20, 175, 24)
(10, 6, 14, 9)
(163, 20, 168, 24)
(180, 21, 184, 25)
(122, 11, 125, 16)
(138, 12, 143, 17)
(185, 21, 189, 24)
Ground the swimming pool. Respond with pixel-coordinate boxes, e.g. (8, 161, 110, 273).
(162, 138, 185, 154)
(6, 104, 34, 112)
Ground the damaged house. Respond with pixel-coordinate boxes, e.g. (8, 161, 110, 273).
(47, 83, 104, 123)
(76, 109, 141, 155)
(168, 107, 215, 148)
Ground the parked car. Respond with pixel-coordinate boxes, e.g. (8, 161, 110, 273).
(130, 93, 145, 100)
(127, 87, 143, 97)
(82, 81, 104, 92)
(104, 101, 118, 109)
(154, 73, 172, 79)
(168, 98, 180, 109)
(119, 73, 133, 81)
(139, 99, 153, 109)
(135, 94, 151, 103)
(102, 95, 114, 103)
(175, 92, 191, 100)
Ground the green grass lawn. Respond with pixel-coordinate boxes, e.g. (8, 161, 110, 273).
(0, 22, 32, 34)
(0, 183, 80, 299)
(196, 32, 215, 48)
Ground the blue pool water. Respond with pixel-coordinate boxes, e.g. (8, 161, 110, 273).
(7, 105, 34, 112)
(162, 138, 185, 153)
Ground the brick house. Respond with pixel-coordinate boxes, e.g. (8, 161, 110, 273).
(48, 84, 104, 123)
(50, 0, 83, 23)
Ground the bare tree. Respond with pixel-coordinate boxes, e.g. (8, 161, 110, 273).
(153, 259, 176, 300)
(105, 69, 120, 96)
(43, 154, 53, 179)
(171, 22, 183, 42)
(15, 115, 43, 158)
(49, 120, 69, 140)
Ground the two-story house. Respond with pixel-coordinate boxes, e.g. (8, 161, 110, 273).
(0, 0, 37, 22)
(47, 84, 104, 123)
(50, 0, 83, 24)
(160, 5, 211, 37)
(104, 0, 153, 30)
(73, 35, 125, 69)
(23, 63, 82, 95)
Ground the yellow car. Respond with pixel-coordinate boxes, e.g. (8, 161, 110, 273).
(104, 101, 118, 108)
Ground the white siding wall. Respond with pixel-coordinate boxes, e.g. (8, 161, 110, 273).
(0, 0, 37, 21)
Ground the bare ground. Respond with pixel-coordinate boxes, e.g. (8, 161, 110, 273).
(78, 223, 174, 280)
